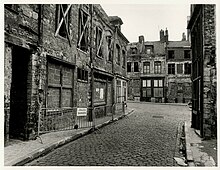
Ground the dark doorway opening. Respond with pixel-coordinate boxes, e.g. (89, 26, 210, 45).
(9, 46, 30, 139)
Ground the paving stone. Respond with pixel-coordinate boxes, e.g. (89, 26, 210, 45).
(26, 103, 190, 166)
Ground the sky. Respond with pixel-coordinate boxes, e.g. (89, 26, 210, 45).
(101, 4, 190, 42)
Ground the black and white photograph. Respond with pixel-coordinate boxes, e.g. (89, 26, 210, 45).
(3, 1, 218, 167)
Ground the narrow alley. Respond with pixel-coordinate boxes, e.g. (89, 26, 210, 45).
(26, 103, 190, 166)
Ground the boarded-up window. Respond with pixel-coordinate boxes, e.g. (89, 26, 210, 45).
(96, 27, 103, 57)
(78, 9, 89, 51)
(56, 4, 71, 38)
(47, 61, 73, 108)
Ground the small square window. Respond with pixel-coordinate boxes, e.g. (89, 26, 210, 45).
(168, 50, 175, 59)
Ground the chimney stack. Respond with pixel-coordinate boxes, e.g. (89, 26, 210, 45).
(187, 16, 190, 41)
(160, 29, 165, 42)
(139, 35, 145, 44)
(182, 32, 186, 41)
(165, 28, 168, 42)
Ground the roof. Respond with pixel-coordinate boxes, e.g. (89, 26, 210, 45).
(167, 41, 190, 48)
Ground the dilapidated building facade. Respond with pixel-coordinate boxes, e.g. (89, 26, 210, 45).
(127, 34, 166, 102)
(187, 4, 216, 139)
(4, 4, 129, 144)
(166, 37, 192, 103)
(127, 29, 192, 103)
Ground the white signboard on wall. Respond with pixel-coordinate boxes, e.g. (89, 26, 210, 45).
(100, 88, 104, 99)
(77, 108, 87, 116)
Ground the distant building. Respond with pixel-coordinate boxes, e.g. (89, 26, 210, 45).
(127, 34, 166, 102)
(127, 30, 192, 103)
(187, 4, 216, 139)
(166, 38, 192, 103)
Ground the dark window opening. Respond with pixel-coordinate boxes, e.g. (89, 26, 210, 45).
(127, 62, 131, 72)
(134, 62, 139, 72)
(168, 64, 175, 74)
(154, 61, 161, 74)
(96, 27, 103, 57)
(107, 36, 112, 62)
(122, 50, 126, 68)
(168, 50, 175, 59)
(184, 63, 191, 74)
(184, 50, 191, 59)
(77, 68, 88, 81)
(78, 9, 89, 52)
(116, 44, 120, 65)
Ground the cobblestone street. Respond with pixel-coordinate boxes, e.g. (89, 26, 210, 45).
(26, 103, 191, 166)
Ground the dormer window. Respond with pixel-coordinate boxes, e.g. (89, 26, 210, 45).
(145, 45, 154, 54)
(131, 47, 137, 54)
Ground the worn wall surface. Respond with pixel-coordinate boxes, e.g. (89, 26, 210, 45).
(127, 40, 166, 100)
(202, 5, 216, 138)
(4, 4, 129, 141)
(4, 5, 41, 140)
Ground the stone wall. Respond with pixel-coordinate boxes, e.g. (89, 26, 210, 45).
(202, 4, 216, 138)
(4, 43, 12, 145)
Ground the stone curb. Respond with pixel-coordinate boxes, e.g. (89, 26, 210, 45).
(184, 121, 195, 167)
(127, 101, 188, 106)
(10, 109, 134, 166)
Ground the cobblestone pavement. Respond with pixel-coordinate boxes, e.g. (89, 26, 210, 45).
(26, 103, 191, 166)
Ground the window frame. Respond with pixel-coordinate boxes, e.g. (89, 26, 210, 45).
(77, 68, 88, 82)
(154, 61, 161, 74)
(56, 4, 71, 39)
(134, 62, 139, 72)
(77, 8, 89, 52)
(116, 44, 121, 65)
(127, 62, 132, 72)
(122, 50, 126, 68)
(177, 64, 183, 74)
(96, 26, 103, 58)
(168, 63, 175, 74)
(47, 60, 74, 109)
(143, 62, 150, 74)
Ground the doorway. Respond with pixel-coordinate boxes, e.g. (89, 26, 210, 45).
(9, 46, 30, 139)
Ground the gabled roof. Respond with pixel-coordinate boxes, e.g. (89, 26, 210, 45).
(167, 41, 190, 48)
